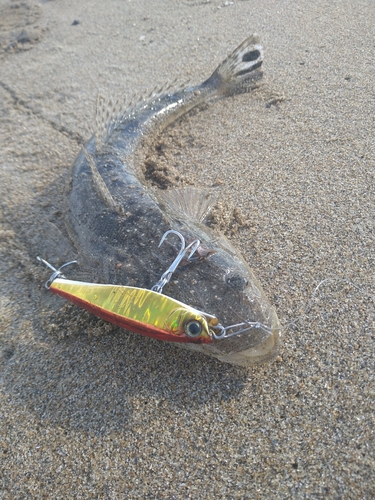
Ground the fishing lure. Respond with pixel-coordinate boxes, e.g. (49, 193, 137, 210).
(38, 230, 219, 343)
(38, 230, 275, 358)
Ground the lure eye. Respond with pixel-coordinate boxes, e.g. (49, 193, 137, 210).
(185, 320, 203, 338)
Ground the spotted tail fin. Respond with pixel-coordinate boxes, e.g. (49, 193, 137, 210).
(204, 34, 263, 95)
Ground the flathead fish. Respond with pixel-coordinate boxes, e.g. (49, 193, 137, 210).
(65, 34, 281, 366)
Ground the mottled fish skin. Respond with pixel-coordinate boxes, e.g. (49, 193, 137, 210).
(66, 35, 281, 366)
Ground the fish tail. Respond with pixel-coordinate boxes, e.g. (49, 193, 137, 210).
(203, 34, 263, 95)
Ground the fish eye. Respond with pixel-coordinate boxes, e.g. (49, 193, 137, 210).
(185, 320, 203, 338)
(225, 273, 248, 291)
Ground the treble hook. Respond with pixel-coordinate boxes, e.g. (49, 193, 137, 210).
(37, 256, 77, 289)
(151, 230, 200, 294)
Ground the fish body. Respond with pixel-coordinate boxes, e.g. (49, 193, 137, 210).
(65, 35, 281, 366)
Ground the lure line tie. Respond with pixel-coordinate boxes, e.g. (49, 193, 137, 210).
(37, 257, 78, 289)
(211, 320, 273, 340)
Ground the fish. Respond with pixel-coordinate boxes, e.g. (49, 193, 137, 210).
(64, 34, 282, 366)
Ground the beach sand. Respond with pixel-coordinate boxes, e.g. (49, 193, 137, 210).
(1, 0, 374, 497)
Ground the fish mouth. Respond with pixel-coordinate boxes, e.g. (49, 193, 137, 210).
(197, 284, 282, 366)
(213, 332, 280, 366)
(209, 316, 281, 366)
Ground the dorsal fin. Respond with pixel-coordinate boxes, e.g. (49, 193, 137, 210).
(95, 79, 192, 151)
(95, 95, 130, 151)
(159, 187, 216, 223)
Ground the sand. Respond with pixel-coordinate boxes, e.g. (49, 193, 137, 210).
(1, 0, 374, 498)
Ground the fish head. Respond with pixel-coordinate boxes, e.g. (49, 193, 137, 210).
(171, 239, 281, 365)
(156, 188, 281, 364)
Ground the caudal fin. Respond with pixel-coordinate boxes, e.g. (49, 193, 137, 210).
(204, 34, 263, 95)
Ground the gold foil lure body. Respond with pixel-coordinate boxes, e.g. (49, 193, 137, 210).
(49, 278, 216, 343)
